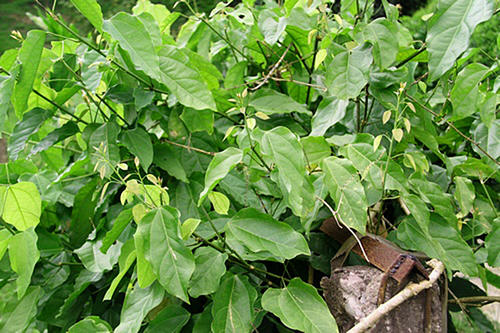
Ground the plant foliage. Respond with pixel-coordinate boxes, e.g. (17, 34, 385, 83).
(0, 0, 498, 332)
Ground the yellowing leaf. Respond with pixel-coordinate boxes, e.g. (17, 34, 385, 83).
(382, 110, 392, 124)
(403, 118, 411, 133)
(208, 191, 230, 215)
(373, 135, 383, 152)
(393, 128, 404, 142)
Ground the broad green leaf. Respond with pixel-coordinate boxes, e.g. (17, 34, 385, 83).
(57, 269, 103, 318)
(89, 121, 120, 178)
(8, 228, 40, 298)
(454, 176, 475, 217)
(70, 177, 99, 247)
(121, 127, 153, 170)
(426, 0, 494, 79)
(0, 67, 17, 133)
(362, 18, 398, 68)
(181, 218, 201, 240)
(400, 193, 430, 233)
(261, 278, 338, 333)
(485, 221, 500, 267)
(104, 239, 136, 300)
(12, 30, 45, 118)
(325, 45, 372, 100)
(1, 182, 41, 231)
(261, 127, 315, 218)
(134, 214, 157, 288)
(75, 238, 122, 273)
(300, 136, 331, 166)
(450, 63, 489, 120)
(68, 316, 112, 333)
(193, 303, 213, 333)
(133, 0, 179, 32)
(0, 229, 11, 260)
(199, 147, 243, 204)
(226, 208, 310, 261)
(397, 215, 477, 276)
(189, 246, 228, 298)
(248, 89, 311, 115)
(70, 0, 103, 32)
(114, 283, 165, 333)
(473, 120, 500, 160)
(208, 191, 230, 215)
(158, 46, 216, 110)
(101, 208, 133, 254)
(0, 286, 42, 333)
(211, 274, 257, 333)
(180, 108, 214, 134)
(141, 208, 195, 302)
(144, 303, 190, 333)
(30, 121, 79, 156)
(310, 98, 348, 136)
(103, 13, 160, 79)
(154, 143, 189, 183)
(8, 107, 52, 160)
(321, 157, 368, 233)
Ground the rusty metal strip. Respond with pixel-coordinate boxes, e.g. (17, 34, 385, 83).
(320, 217, 425, 283)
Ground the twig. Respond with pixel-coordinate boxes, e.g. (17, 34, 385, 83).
(33, 89, 89, 124)
(347, 259, 445, 333)
(162, 139, 215, 156)
(406, 95, 500, 166)
(448, 296, 500, 306)
(252, 44, 291, 91)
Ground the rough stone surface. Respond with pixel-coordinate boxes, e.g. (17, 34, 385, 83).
(320, 266, 444, 332)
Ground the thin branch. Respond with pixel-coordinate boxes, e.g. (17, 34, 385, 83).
(252, 43, 291, 91)
(406, 95, 500, 166)
(347, 259, 445, 333)
(448, 296, 500, 306)
(32, 89, 89, 124)
(162, 139, 215, 156)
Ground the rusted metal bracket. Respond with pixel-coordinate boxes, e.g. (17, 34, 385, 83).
(320, 217, 428, 284)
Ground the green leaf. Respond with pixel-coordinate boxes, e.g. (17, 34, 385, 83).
(400, 193, 430, 232)
(89, 121, 120, 178)
(8, 228, 40, 298)
(180, 108, 214, 134)
(134, 214, 157, 288)
(140, 208, 195, 302)
(211, 274, 257, 333)
(154, 143, 189, 183)
(248, 89, 311, 115)
(450, 63, 489, 120)
(0, 67, 18, 133)
(75, 237, 122, 273)
(144, 303, 190, 333)
(225, 208, 310, 261)
(101, 208, 133, 254)
(473, 120, 500, 160)
(310, 98, 348, 136)
(104, 239, 136, 300)
(261, 127, 315, 218)
(325, 45, 372, 100)
(426, 0, 494, 79)
(454, 176, 475, 217)
(208, 191, 230, 215)
(261, 278, 338, 333)
(0, 229, 11, 260)
(0, 286, 42, 333)
(8, 107, 52, 160)
(30, 121, 79, 156)
(181, 218, 201, 240)
(321, 157, 368, 233)
(12, 30, 46, 118)
(70, 177, 99, 247)
(485, 220, 500, 267)
(114, 283, 165, 333)
(300, 136, 331, 166)
(158, 46, 216, 110)
(189, 246, 228, 298)
(397, 215, 477, 276)
(362, 18, 399, 68)
(103, 13, 160, 79)
(121, 127, 153, 170)
(1, 182, 41, 231)
(68, 316, 112, 333)
(70, 0, 103, 32)
(199, 147, 243, 204)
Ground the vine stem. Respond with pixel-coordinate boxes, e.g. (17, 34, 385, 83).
(406, 94, 500, 166)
